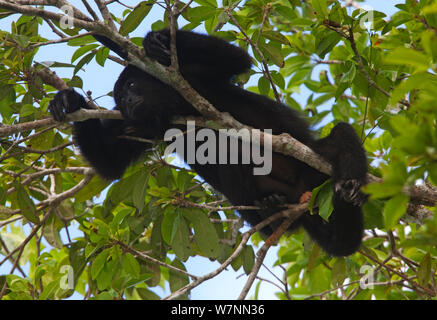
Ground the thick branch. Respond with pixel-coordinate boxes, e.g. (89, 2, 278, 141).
(0, 1, 95, 30)
(0, 109, 122, 138)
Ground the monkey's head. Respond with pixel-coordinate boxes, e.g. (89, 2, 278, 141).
(113, 65, 148, 120)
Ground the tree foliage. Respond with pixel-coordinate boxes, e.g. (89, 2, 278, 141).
(0, 0, 436, 300)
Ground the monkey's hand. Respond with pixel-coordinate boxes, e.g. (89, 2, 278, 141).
(334, 179, 368, 206)
(49, 88, 89, 122)
(143, 30, 171, 66)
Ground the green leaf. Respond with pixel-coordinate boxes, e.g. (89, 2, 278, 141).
(123, 252, 140, 278)
(384, 47, 430, 72)
(169, 259, 189, 299)
(417, 252, 431, 286)
(124, 273, 153, 290)
(429, 163, 437, 186)
(75, 175, 110, 202)
(308, 179, 333, 221)
(71, 44, 99, 63)
(69, 241, 87, 286)
(331, 257, 346, 286)
(275, 5, 297, 21)
(308, 264, 330, 293)
(73, 52, 96, 75)
(290, 18, 315, 27)
(258, 42, 284, 67)
(42, 215, 62, 248)
(132, 170, 149, 212)
(389, 72, 437, 106)
(12, 34, 29, 48)
(91, 249, 109, 280)
(105, 173, 137, 207)
(383, 194, 409, 230)
(283, 56, 311, 77)
(258, 76, 270, 96)
(175, 170, 193, 193)
(151, 20, 165, 31)
(317, 182, 334, 221)
(110, 208, 132, 231)
(217, 10, 229, 25)
(194, 0, 217, 7)
(262, 30, 290, 45)
(27, 128, 54, 150)
(0, 206, 14, 220)
(96, 260, 115, 290)
(68, 35, 96, 46)
(362, 199, 384, 229)
(315, 31, 341, 59)
(0, 85, 16, 121)
(19, 104, 35, 117)
(120, 1, 153, 36)
(67, 75, 83, 88)
(340, 63, 356, 83)
(171, 213, 191, 261)
(135, 287, 161, 300)
(95, 47, 109, 66)
(183, 209, 219, 258)
(16, 185, 39, 224)
(312, 0, 329, 19)
(421, 29, 437, 62)
(185, 6, 217, 23)
(242, 245, 255, 275)
(382, 11, 413, 34)
(271, 71, 285, 89)
(39, 280, 59, 300)
(161, 206, 176, 245)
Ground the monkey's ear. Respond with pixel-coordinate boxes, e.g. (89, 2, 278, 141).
(93, 34, 128, 60)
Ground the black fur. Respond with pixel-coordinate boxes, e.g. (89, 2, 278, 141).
(49, 30, 368, 256)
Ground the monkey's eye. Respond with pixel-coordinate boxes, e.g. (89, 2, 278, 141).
(127, 81, 135, 88)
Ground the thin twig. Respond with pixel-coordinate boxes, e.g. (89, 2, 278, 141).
(115, 240, 198, 280)
(237, 203, 307, 299)
(225, 9, 282, 103)
(359, 249, 435, 296)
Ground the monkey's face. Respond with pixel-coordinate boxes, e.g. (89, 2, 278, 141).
(119, 81, 145, 119)
(114, 76, 145, 120)
(113, 64, 177, 138)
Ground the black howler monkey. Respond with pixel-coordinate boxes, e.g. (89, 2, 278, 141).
(49, 29, 368, 256)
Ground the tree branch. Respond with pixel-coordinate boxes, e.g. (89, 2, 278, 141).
(164, 203, 308, 300)
(238, 203, 308, 299)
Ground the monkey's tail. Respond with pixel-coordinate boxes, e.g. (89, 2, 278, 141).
(299, 195, 364, 256)
(93, 34, 128, 59)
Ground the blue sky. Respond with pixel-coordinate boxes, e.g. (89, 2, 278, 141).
(0, 0, 402, 300)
